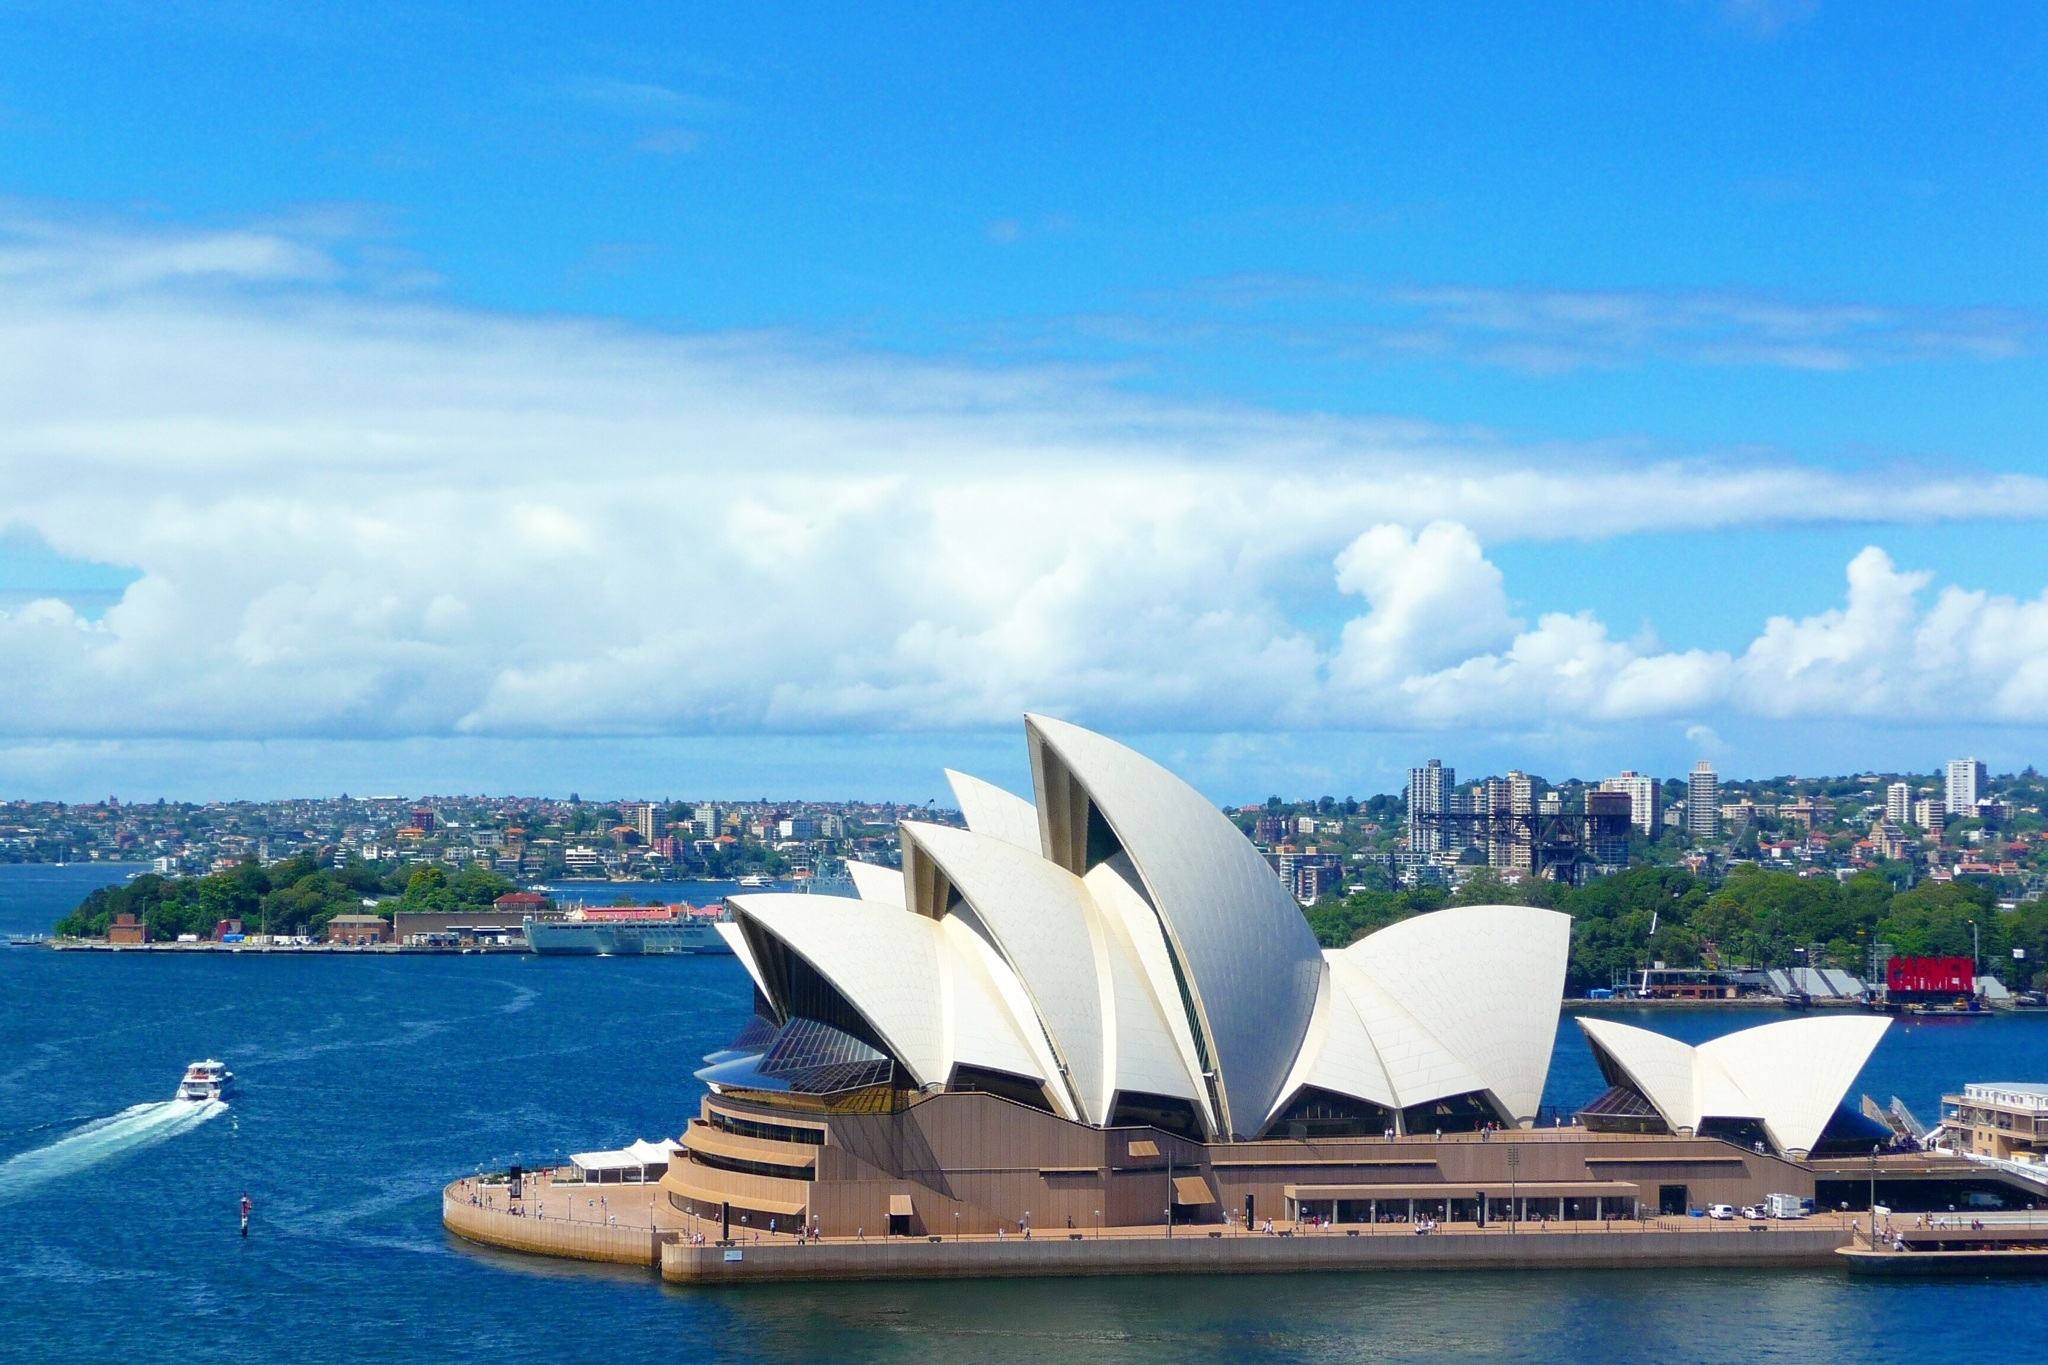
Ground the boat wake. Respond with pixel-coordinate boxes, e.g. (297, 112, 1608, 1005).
(0, 1099, 227, 1201)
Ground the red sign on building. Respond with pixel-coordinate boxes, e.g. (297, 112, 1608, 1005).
(1887, 956, 1974, 997)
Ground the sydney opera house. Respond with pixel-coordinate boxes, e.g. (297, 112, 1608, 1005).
(658, 715, 1898, 1237)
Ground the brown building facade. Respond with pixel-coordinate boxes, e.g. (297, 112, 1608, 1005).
(657, 1089, 1818, 1239)
(325, 913, 391, 945)
(1943, 1083, 2048, 1161)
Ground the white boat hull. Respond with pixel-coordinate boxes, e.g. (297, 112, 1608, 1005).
(522, 917, 734, 956)
(177, 1062, 233, 1102)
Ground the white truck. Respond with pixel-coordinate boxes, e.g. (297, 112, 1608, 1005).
(1763, 1193, 1810, 1220)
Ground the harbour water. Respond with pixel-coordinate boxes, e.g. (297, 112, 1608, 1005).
(6, 862, 2048, 1364)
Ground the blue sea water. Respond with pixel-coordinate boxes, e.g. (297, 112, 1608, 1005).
(6, 862, 2048, 1364)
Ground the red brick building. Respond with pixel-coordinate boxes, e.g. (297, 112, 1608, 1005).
(325, 914, 390, 946)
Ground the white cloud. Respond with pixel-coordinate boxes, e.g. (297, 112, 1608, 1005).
(1714, 0, 1820, 40)
(636, 128, 702, 155)
(0, 206, 337, 299)
(1381, 284, 2029, 373)
(560, 78, 723, 118)
(1330, 522, 1518, 685)
(1, 210, 2047, 750)
(1319, 541, 2048, 732)
(1069, 275, 2035, 374)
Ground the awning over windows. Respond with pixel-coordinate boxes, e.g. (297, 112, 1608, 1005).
(1172, 1175, 1216, 1205)
(1283, 1181, 1640, 1201)
(888, 1194, 914, 1216)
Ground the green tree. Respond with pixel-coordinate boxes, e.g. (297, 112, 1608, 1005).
(1879, 879, 2000, 960)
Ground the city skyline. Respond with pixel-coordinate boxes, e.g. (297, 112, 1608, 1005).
(2, 6, 2047, 800)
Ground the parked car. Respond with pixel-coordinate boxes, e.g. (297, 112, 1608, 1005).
(1708, 1204, 1736, 1220)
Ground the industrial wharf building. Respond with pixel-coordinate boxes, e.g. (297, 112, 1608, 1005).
(448, 714, 2043, 1279)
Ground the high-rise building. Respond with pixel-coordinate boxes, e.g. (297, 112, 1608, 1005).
(1600, 771, 1662, 833)
(1407, 760, 1452, 855)
(1913, 797, 1941, 831)
(1687, 762, 1720, 841)
(1946, 759, 1987, 816)
(1585, 789, 1633, 866)
(694, 802, 721, 838)
(1506, 771, 1534, 873)
(621, 801, 658, 843)
(1480, 773, 1534, 872)
(1885, 782, 1911, 826)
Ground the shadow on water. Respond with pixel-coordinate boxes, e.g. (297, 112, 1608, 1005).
(668, 1265, 1887, 1365)
(440, 1227, 662, 1287)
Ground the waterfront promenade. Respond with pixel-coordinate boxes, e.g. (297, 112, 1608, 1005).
(442, 1173, 1856, 1283)
(46, 940, 526, 954)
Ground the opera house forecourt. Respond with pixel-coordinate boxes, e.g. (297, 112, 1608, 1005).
(444, 715, 1998, 1284)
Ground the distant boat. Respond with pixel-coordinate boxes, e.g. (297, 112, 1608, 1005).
(177, 1059, 233, 1102)
(736, 874, 772, 889)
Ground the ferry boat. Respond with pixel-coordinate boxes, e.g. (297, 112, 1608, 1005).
(523, 904, 735, 956)
(177, 1059, 233, 1102)
(736, 874, 773, 889)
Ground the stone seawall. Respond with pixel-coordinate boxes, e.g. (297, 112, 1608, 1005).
(662, 1224, 1852, 1284)
(443, 1191, 665, 1267)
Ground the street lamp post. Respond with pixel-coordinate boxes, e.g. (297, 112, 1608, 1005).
(1507, 1147, 1520, 1233)
(1869, 1147, 1880, 1248)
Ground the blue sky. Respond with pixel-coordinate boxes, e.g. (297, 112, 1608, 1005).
(0, 2, 2046, 801)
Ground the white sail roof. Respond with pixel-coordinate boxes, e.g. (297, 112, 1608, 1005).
(1026, 713, 1323, 1138)
(1328, 957, 1486, 1109)
(1578, 1015, 1891, 1156)
(715, 718, 1576, 1146)
(1273, 961, 1401, 1115)
(902, 820, 1107, 1121)
(716, 919, 768, 998)
(727, 894, 947, 1087)
(934, 915, 1060, 1106)
(728, 891, 1058, 1105)
(1081, 858, 1210, 1117)
(1338, 905, 1570, 1124)
(1698, 1016, 1893, 1156)
(845, 859, 906, 907)
(944, 770, 1044, 853)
